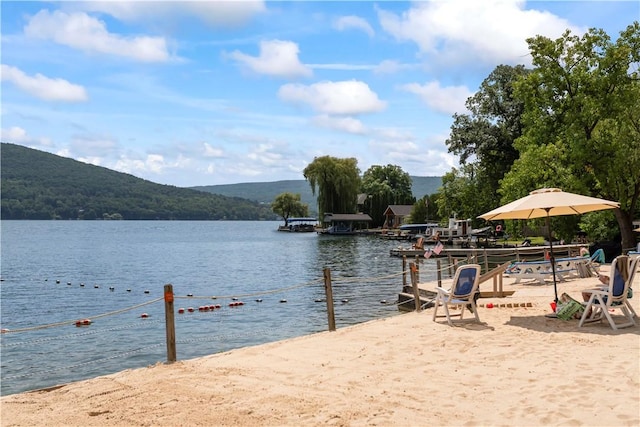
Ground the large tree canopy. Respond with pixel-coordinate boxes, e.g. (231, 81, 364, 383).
(303, 156, 360, 218)
(503, 22, 640, 249)
(360, 164, 414, 227)
(444, 64, 530, 218)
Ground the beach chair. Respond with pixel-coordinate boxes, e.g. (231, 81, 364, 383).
(576, 249, 605, 278)
(413, 237, 425, 250)
(432, 264, 481, 326)
(579, 255, 637, 330)
(623, 256, 638, 319)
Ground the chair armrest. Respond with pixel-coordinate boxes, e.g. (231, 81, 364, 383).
(583, 288, 607, 296)
(434, 287, 451, 297)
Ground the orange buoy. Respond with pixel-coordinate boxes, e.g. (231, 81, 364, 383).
(75, 319, 91, 327)
(209, 305, 216, 310)
(187, 307, 194, 312)
(178, 308, 185, 314)
(1, 328, 9, 333)
(140, 313, 149, 318)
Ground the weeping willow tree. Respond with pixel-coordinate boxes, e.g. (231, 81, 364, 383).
(303, 156, 361, 218)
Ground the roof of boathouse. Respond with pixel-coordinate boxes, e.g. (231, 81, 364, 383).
(323, 213, 372, 222)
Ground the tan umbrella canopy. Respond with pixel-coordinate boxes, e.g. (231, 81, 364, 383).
(479, 188, 620, 220)
(479, 188, 620, 302)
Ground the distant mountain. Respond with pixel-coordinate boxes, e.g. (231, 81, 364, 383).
(0, 143, 277, 220)
(192, 176, 442, 213)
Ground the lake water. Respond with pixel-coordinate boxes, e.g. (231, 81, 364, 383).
(0, 221, 437, 396)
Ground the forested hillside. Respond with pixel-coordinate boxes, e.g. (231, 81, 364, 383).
(192, 176, 442, 211)
(0, 143, 277, 220)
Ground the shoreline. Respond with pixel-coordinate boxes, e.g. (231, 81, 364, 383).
(2, 271, 639, 426)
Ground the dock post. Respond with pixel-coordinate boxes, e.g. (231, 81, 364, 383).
(414, 255, 420, 281)
(164, 284, 176, 363)
(483, 249, 489, 274)
(323, 268, 336, 332)
(410, 263, 421, 312)
(436, 260, 442, 287)
(402, 256, 407, 287)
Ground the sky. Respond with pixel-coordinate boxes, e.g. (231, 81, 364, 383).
(1, 1, 638, 188)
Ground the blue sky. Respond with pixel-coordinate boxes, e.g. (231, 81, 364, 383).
(1, 1, 638, 187)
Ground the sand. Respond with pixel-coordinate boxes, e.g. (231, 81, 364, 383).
(2, 267, 639, 427)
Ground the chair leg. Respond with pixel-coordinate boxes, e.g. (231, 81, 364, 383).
(579, 296, 600, 327)
(624, 300, 637, 319)
(601, 306, 618, 330)
(617, 306, 636, 328)
(432, 295, 440, 321)
(441, 302, 453, 326)
(470, 301, 480, 323)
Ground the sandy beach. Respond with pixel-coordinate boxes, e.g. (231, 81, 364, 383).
(2, 266, 639, 427)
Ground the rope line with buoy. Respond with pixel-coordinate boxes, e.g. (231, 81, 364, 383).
(1, 298, 163, 334)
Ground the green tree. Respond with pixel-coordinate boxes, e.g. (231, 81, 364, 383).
(505, 23, 640, 249)
(303, 156, 361, 218)
(271, 192, 309, 226)
(444, 64, 530, 218)
(360, 164, 414, 227)
(408, 196, 428, 224)
(436, 164, 486, 227)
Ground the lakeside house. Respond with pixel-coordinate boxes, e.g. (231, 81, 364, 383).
(383, 205, 414, 228)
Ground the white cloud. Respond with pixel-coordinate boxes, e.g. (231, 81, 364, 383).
(0, 127, 53, 149)
(1, 126, 30, 143)
(377, 0, 581, 66)
(278, 80, 386, 115)
(203, 143, 225, 158)
(247, 144, 283, 166)
(312, 115, 367, 134)
(69, 1, 266, 28)
(24, 10, 170, 62)
(1, 65, 88, 102)
(333, 15, 375, 37)
(228, 40, 312, 79)
(373, 60, 403, 75)
(114, 153, 169, 175)
(400, 81, 472, 115)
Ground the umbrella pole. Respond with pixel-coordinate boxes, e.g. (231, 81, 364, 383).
(545, 210, 558, 303)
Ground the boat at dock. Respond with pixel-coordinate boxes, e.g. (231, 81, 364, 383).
(317, 213, 373, 235)
(277, 217, 318, 232)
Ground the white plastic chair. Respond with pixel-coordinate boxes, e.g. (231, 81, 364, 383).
(432, 264, 481, 326)
(579, 255, 637, 330)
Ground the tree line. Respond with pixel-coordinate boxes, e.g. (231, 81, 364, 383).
(272, 23, 640, 250)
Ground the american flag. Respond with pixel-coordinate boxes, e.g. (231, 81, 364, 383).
(433, 241, 444, 255)
(424, 249, 432, 259)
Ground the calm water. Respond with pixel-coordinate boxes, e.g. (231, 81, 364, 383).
(0, 221, 435, 395)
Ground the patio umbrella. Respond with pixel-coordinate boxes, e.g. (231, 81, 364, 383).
(479, 188, 619, 302)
